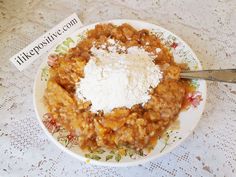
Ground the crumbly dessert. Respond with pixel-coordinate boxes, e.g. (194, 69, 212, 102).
(44, 23, 193, 152)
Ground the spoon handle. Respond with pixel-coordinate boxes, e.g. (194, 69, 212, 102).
(180, 69, 236, 83)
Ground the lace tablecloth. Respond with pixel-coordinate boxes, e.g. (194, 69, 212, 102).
(0, 0, 236, 176)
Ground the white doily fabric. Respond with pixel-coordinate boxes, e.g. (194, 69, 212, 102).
(0, 0, 236, 176)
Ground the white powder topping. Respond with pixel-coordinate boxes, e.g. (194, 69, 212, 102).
(156, 48, 161, 53)
(76, 41, 163, 113)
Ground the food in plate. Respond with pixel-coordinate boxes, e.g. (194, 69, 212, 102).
(43, 23, 197, 155)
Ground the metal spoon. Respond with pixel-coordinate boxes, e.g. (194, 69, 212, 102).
(180, 69, 236, 83)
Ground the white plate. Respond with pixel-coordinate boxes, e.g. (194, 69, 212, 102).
(33, 19, 207, 167)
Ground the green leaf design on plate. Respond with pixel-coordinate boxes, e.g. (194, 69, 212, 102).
(137, 150, 144, 156)
(64, 139, 70, 147)
(115, 154, 121, 162)
(54, 37, 74, 54)
(63, 37, 74, 47)
(151, 30, 165, 40)
(77, 34, 85, 41)
(123, 149, 127, 156)
(41, 67, 49, 81)
(55, 44, 67, 54)
(57, 137, 69, 147)
(105, 154, 113, 161)
(194, 65, 199, 70)
(85, 153, 101, 160)
(95, 149, 105, 154)
(90, 154, 101, 160)
(85, 154, 91, 158)
(191, 79, 200, 89)
(128, 149, 135, 157)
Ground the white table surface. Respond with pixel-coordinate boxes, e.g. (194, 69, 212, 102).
(0, 0, 236, 176)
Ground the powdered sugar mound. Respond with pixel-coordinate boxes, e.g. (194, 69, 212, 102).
(106, 39, 126, 53)
(76, 40, 163, 113)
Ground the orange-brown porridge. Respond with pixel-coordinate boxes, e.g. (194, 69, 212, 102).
(44, 23, 194, 152)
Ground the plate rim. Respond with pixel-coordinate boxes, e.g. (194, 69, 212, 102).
(33, 19, 207, 167)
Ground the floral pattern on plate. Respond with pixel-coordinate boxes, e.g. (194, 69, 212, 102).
(34, 20, 206, 166)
